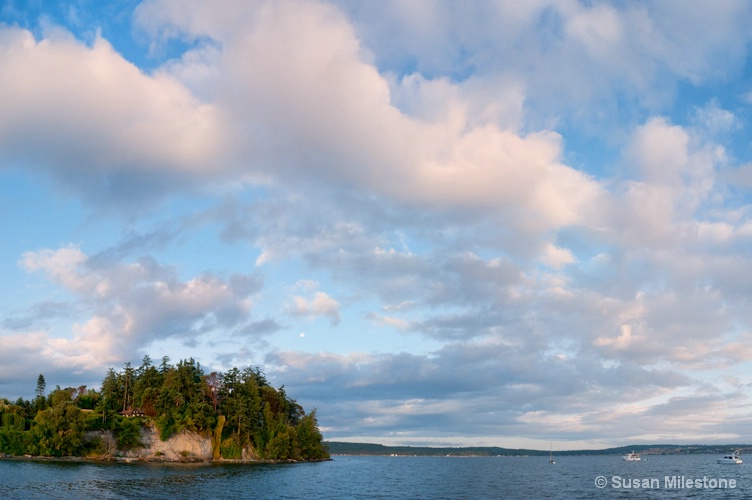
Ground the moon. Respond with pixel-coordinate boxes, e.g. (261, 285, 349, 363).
(299, 332, 305, 338)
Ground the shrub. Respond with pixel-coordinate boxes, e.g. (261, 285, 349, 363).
(220, 436, 242, 459)
(114, 417, 143, 450)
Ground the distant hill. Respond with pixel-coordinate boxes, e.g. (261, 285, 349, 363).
(324, 441, 751, 457)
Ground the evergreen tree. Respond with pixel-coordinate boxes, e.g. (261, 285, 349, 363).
(159, 356, 171, 374)
(121, 362, 134, 412)
(35, 374, 46, 399)
(133, 357, 163, 417)
(296, 410, 329, 460)
(97, 368, 122, 423)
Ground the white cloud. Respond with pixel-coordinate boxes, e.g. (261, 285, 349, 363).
(594, 324, 639, 350)
(0, 25, 228, 204)
(131, 0, 610, 237)
(367, 313, 411, 331)
(19, 245, 93, 293)
(691, 100, 740, 137)
(290, 291, 341, 326)
(628, 117, 689, 186)
(541, 243, 576, 269)
(566, 3, 624, 59)
(612, 117, 722, 247)
(14, 246, 258, 372)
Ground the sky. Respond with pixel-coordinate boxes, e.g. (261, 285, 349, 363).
(3, 0, 752, 451)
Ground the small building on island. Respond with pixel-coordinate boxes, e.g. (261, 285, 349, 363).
(119, 408, 145, 417)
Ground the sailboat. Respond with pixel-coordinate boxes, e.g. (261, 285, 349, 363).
(549, 443, 555, 464)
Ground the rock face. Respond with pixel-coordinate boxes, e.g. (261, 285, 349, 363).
(119, 424, 213, 461)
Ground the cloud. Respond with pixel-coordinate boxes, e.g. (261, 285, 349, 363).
(265, 340, 699, 444)
(611, 117, 722, 247)
(1, 1, 610, 242)
(20, 245, 94, 293)
(9, 246, 262, 376)
(0, 330, 104, 398)
(691, 100, 740, 137)
(289, 291, 341, 326)
(132, 0, 609, 238)
(0, 25, 228, 206)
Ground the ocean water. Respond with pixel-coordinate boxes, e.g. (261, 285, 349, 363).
(0, 454, 749, 499)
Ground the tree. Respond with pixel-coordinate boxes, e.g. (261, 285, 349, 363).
(98, 368, 122, 423)
(204, 372, 222, 413)
(122, 362, 134, 412)
(76, 389, 100, 410)
(296, 410, 329, 460)
(34, 373, 47, 398)
(31, 374, 48, 414)
(114, 417, 143, 449)
(160, 356, 171, 374)
(35, 374, 46, 400)
(133, 358, 163, 417)
(49, 386, 74, 407)
(31, 398, 86, 456)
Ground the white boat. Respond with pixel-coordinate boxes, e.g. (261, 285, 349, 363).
(622, 451, 641, 461)
(717, 450, 743, 464)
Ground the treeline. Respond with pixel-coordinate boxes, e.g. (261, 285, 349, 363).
(324, 442, 548, 456)
(325, 442, 748, 457)
(0, 356, 329, 461)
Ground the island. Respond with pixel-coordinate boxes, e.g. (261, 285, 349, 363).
(0, 356, 330, 462)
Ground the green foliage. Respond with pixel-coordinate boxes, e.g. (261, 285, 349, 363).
(154, 358, 215, 440)
(212, 415, 225, 460)
(76, 389, 100, 410)
(2, 410, 25, 431)
(0, 429, 32, 455)
(92, 400, 118, 429)
(31, 400, 87, 456)
(0, 356, 328, 461)
(114, 416, 143, 449)
(84, 411, 107, 432)
(296, 410, 330, 460)
(265, 427, 295, 460)
(49, 387, 75, 407)
(133, 356, 162, 417)
(156, 415, 177, 441)
(35, 374, 46, 400)
(83, 435, 109, 458)
(99, 368, 122, 416)
(220, 436, 243, 459)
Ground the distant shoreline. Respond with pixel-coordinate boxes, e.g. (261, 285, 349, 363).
(324, 441, 750, 457)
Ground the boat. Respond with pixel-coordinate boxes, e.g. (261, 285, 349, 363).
(717, 450, 743, 464)
(549, 443, 555, 464)
(622, 451, 641, 461)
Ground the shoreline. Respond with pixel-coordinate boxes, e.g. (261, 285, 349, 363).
(0, 454, 331, 465)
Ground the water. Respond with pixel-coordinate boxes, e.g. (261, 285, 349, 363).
(0, 454, 749, 499)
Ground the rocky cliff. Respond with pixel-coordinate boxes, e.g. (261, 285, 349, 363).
(92, 423, 214, 462)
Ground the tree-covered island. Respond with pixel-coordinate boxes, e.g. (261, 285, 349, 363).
(0, 356, 329, 462)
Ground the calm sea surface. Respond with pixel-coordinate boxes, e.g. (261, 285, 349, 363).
(1, 454, 750, 499)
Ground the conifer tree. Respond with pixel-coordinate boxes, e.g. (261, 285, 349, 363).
(35, 374, 46, 400)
